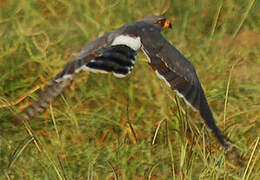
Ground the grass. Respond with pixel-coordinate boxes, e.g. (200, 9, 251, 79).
(0, 0, 259, 179)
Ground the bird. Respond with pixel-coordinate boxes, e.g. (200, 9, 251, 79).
(19, 15, 230, 150)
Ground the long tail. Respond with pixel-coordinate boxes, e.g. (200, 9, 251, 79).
(19, 78, 73, 121)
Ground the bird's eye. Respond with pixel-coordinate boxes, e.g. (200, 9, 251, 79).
(157, 19, 166, 27)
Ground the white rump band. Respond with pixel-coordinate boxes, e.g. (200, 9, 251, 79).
(112, 35, 141, 51)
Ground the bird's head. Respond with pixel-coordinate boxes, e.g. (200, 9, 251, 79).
(141, 15, 172, 30)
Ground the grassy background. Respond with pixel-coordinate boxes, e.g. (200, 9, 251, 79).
(0, 0, 259, 179)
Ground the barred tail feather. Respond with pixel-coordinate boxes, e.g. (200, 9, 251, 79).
(20, 79, 73, 121)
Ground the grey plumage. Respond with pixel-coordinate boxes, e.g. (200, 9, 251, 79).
(19, 15, 230, 150)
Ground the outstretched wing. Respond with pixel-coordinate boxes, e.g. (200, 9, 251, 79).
(20, 33, 139, 121)
(141, 31, 229, 149)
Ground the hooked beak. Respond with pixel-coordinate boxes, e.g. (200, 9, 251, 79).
(163, 19, 172, 29)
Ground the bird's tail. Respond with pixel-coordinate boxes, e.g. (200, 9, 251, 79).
(19, 78, 73, 122)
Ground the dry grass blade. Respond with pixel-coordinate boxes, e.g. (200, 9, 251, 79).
(6, 136, 34, 171)
(231, 0, 256, 41)
(50, 104, 60, 140)
(107, 161, 118, 180)
(152, 119, 165, 145)
(147, 162, 160, 180)
(207, 0, 223, 51)
(243, 137, 259, 180)
(22, 120, 41, 152)
(0, 85, 42, 108)
(166, 120, 176, 180)
(224, 63, 236, 129)
(126, 94, 138, 144)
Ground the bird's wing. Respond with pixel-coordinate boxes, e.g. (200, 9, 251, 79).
(141, 31, 229, 149)
(20, 32, 141, 121)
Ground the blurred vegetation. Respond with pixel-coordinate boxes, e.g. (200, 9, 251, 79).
(0, 0, 259, 179)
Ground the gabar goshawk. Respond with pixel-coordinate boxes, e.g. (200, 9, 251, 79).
(20, 15, 231, 150)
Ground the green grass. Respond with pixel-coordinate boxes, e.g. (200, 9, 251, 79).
(0, 0, 259, 179)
